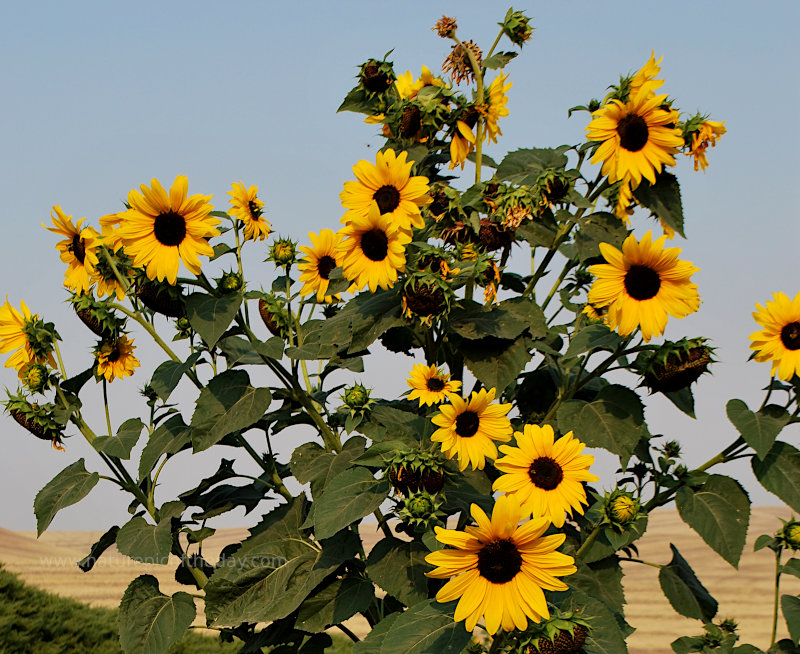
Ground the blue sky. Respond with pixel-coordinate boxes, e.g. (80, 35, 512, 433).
(0, 1, 798, 530)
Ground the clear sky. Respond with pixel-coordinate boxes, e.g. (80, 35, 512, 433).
(0, 1, 798, 531)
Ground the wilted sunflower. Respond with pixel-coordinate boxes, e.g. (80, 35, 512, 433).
(425, 494, 576, 633)
(338, 203, 411, 293)
(686, 120, 726, 172)
(493, 424, 598, 527)
(118, 175, 220, 285)
(298, 229, 346, 303)
(587, 231, 700, 342)
(0, 299, 56, 373)
(340, 149, 431, 233)
(750, 291, 800, 381)
(228, 181, 272, 241)
(43, 205, 101, 295)
(586, 86, 683, 187)
(406, 363, 462, 406)
(431, 387, 513, 471)
(95, 334, 140, 382)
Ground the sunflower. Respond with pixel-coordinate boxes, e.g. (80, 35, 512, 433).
(95, 334, 140, 382)
(340, 149, 431, 233)
(337, 203, 411, 292)
(493, 424, 598, 527)
(586, 86, 683, 188)
(43, 205, 101, 295)
(749, 291, 800, 381)
(686, 120, 726, 172)
(431, 387, 513, 471)
(0, 299, 55, 373)
(629, 51, 664, 97)
(449, 118, 477, 170)
(406, 363, 462, 406)
(117, 175, 220, 285)
(425, 494, 576, 633)
(228, 182, 272, 241)
(587, 231, 700, 342)
(483, 72, 512, 144)
(298, 229, 347, 303)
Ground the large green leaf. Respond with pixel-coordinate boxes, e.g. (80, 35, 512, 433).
(359, 404, 429, 446)
(138, 415, 191, 481)
(218, 334, 284, 365)
(149, 352, 201, 401)
(658, 543, 718, 621)
(190, 369, 271, 452)
(118, 574, 196, 654)
(564, 323, 623, 360)
(569, 590, 630, 654)
(783, 595, 800, 645)
(569, 558, 626, 617)
(185, 291, 242, 349)
(462, 335, 530, 392)
(94, 418, 145, 460)
(676, 474, 750, 567)
(496, 147, 569, 185)
(366, 537, 430, 606)
(116, 502, 184, 565)
(727, 399, 790, 461)
(633, 172, 685, 238)
(77, 525, 120, 572)
(448, 297, 545, 340)
(557, 385, 646, 465)
(351, 613, 401, 654)
(296, 576, 374, 631)
(34, 459, 100, 535)
(293, 437, 366, 498)
(573, 212, 628, 261)
(379, 600, 471, 654)
(311, 467, 390, 539)
(752, 442, 800, 512)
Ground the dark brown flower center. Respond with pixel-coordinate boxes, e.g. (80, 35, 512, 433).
(70, 234, 86, 264)
(107, 347, 121, 363)
(374, 185, 401, 214)
(400, 105, 422, 139)
(781, 322, 800, 351)
(317, 255, 336, 280)
(477, 539, 522, 583)
(360, 229, 389, 261)
(529, 457, 564, 490)
(154, 211, 187, 246)
(248, 200, 263, 220)
(362, 63, 390, 93)
(455, 410, 480, 437)
(426, 377, 445, 392)
(624, 265, 661, 300)
(617, 114, 649, 152)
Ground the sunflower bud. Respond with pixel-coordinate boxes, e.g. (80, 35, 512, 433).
(778, 518, 800, 551)
(268, 237, 298, 267)
(433, 15, 457, 38)
(216, 271, 244, 294)
(499, 9, 533, 46)
(395, 490, 446, 534)
(22, 362, 52, 395)
(606, 489, 640, 527)
(637, 337, 715, 394)
(342, 383, 372, 411)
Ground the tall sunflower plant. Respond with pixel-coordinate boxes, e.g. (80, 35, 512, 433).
(3, 9, 799, 654)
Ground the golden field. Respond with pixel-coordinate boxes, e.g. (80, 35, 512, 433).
(1, 506, 798, 653)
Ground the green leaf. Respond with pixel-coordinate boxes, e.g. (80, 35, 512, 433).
(138, 414, 191, 481)
(676, 474, 750, 567)
(569, 558, 626, 616)
(94, 418, 145, 460)
(664, 387, 696, 419)
(34, 459, 100, 535)
(483, 51, 518, 69)
(118, 574, 196, 654)
(755, 534, 779, 552)
(77, 525, 120, 572)
(752, 442, 800, 513)
(783, 595, 800, 645)
(366, 537, 430, 606)
(359, 404, 429, 446)
(671, 636, 707, 654)
(496, 147, 569, 185)
(298, 438, 366, 498)
(557, 385, 646, 465)
(311, 467, 390, 539)
(658, 543, 718, 621)
(727, 399, 790, 461)
(569, 590, 630, 654)
(784, 559, 800, 579)
(574, 212, 628, 261)
(218, 334, 284, 366)
(462, 335, 530, 392)
(564, 323, 623, 359)
(61, 367, 95, 396)
(296, 576, 374, 631)
(379, 600, 472, 654)
(150, 352, 201, 401)
(633, 172, 685, 238)
(351, 613, 401, 654)
(768, 640, 800, 654)
(448, 297, 545, 340)
(185, 292, 242, 349)
(190, 370, 271, 452)
(117, 502, 184, 565)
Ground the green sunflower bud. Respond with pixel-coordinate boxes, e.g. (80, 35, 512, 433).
(500, 8, 533, 46)
(386, 450, 448, 496)
(342, 383, 372, 411)
(22, 362, 52, 395)
(216, 271, 244, 294)
(395, 490, 445, 534)
(268, 237, 298, 267)
(778, 518, 800, 550)
(603, 489, 642, 530)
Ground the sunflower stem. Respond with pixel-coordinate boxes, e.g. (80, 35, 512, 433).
(110, 303, 181, 363)
(235, 433, 293, 501)
(232, 216, 250, 325)
(540, 259, 576, 312)
(373, 509, 393, 539)
(450, 34, 485, 184)
(771, 546, 782, 648)
(99, 246, 132, 297)
(620, 557, 663, 569)
(483, 28, 505, 64)
(102, 379, 112, 436)
(336, 624, 360, 643)
(575, 523, 602, 559)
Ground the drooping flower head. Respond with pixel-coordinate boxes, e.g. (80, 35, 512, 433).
(425, 494, 576, 633)
(43, 205, 101, 295)
(0, 299, 57, 374)
(117, 175, 220, 285)
(431, 387, 513, 471)
(228, 182, 272, 241)
(587, 231, 700, 342)
(298, 229, 347, 303)
(685, 120, 727, 172)
(493, 424, 598, 527)
(337, 203, 411, 293)
(340, 149, 431, 233)
(483, 72, 512, 144)
(750, 291, 800, 381)
(95, 334, 140, 383)
(406, 363, 462, 407)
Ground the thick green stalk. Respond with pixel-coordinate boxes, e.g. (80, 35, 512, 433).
(771, 547, 782, 648)
(575, 523, 601, 559)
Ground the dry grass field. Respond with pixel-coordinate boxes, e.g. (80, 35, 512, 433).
(2, 506, 798, 653)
